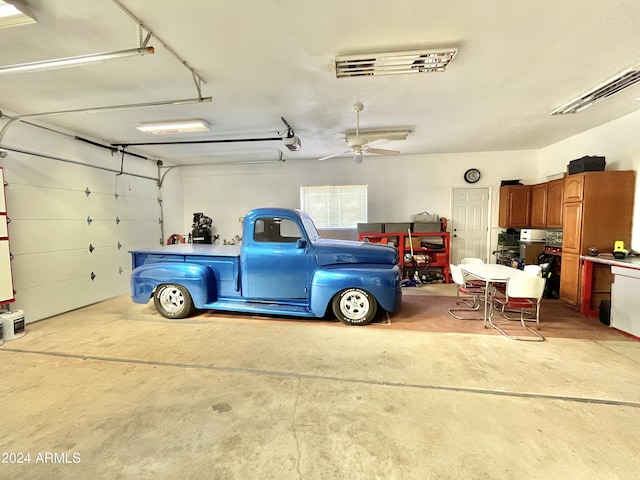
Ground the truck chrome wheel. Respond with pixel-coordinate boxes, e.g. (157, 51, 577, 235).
(332, 288, 377, 326)
(153, 284, 195, 319)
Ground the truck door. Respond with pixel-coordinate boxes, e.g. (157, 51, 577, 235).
(242, 216, 309, 299)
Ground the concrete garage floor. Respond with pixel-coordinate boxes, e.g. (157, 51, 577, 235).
(1, 287, 640, 479)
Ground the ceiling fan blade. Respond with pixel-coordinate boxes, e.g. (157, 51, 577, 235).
(318, 150, 350, 161)
(367, 147, 400, 156)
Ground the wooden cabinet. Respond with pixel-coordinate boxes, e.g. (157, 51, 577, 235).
(498, 185, 531, 228)
(358, 230, 451, 283)
(499, 179, 564, 229)
(559, 252, 581, 305)
(563, 174, 584, 202)
(529, 178, 565, 228)
(559, 171, 635, 307)
(546, 178, 564, 228)
(561, 201, 583, 253)
(530, 183, 548, 227)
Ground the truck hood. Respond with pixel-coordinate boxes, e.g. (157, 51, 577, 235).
(313, 239, 397, 266)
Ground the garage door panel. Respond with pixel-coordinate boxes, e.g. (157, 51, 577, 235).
(115, 195, 159, 220)
(16, 271, 130, 324)
(117, 220, 162, 246)
(9, 220, 92, 254)
(12, 246, 129, 290)
(6, 185, 87, 220)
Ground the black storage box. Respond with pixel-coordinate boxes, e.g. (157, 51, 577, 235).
(568, 156, 606, 175)
(500, 180, 522, 186)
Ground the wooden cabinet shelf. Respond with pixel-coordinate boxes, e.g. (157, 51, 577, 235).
(358, 231, 451, 283)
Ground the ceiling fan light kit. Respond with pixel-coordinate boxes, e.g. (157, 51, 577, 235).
(345, 129, 410, 144)
(318, 103, 406, 163)
(335, 48, 457, 78)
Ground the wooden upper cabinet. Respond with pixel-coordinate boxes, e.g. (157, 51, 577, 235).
(546, 178, 564, 228)
(563, 174, 584, 202)
(498, 185, 531, 228)
(529, 183, 548, 228)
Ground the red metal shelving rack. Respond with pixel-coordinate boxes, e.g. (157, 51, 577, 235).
(358, 230, 451, 283)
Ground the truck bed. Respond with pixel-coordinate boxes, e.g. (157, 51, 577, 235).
(130, 243, 241, 257)
(130, 243, 242, 303)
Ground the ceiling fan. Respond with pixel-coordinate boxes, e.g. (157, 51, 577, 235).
(318, 103, 403, 164)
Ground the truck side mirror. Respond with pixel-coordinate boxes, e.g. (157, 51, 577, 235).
(296, 238, 307, 249)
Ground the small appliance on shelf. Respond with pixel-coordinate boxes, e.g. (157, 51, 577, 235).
(613, 240, 628, 259)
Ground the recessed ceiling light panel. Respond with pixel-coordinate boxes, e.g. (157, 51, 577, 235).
(551, 64, 640, 115)
(335, 48, 457, 78)
(137, 119, 211, 134)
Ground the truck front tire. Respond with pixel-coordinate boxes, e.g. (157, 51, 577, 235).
(154, 284, 195, 319)
(332, 288, 377, 326)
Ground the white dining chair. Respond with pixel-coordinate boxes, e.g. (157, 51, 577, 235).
(523, 264, 542, 277)
(448, 264, 484, 319)
(490, 275, 546, 341)
(460, 257, 484, 265)
(459, 257, 485, 288)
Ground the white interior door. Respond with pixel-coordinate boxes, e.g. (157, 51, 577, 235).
(451, 187, 490, 264)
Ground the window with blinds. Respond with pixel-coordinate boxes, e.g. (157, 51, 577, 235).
(300, 185, 367, 229)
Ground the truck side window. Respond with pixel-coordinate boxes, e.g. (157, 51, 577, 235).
(254, 218, 302, 243)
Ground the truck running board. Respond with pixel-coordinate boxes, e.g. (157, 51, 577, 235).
(202, 299, 316, 318)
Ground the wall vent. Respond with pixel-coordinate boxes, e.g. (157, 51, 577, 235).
(551, 65, 640, 115)
(335, 48, 457, 78)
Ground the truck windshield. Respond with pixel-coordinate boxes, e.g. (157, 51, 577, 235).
(301, 216, 320, 242)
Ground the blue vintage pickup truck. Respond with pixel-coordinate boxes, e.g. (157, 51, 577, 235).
(130, 208, 402, 325)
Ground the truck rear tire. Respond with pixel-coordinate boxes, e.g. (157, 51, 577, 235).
(332, 288, 377, 326)
(154, 284, 195, 319)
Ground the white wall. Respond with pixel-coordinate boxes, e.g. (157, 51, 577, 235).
(539, 108, 640, 250)
(176, 150, 540, 242)
(159, 167, 185, 241)
(0, 120, 160, 322)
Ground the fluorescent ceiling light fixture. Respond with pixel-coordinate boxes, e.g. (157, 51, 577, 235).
(0, 0, 37, 28)
(335, 48, 457, 78)
(0, 46, 155, 75)
(551, 64, 640, 115)
(137, 119, 211, 134)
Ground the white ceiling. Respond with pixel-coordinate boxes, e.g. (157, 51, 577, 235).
(2, 0, 640, 165)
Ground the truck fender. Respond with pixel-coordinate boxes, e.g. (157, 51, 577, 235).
(309, 264, 402, 316)
(130, 262, 216, 308)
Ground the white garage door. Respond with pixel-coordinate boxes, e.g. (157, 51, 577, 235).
(1, 144, 160, 323)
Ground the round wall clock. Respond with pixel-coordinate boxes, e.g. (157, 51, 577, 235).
(464, 168, 481, 183)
